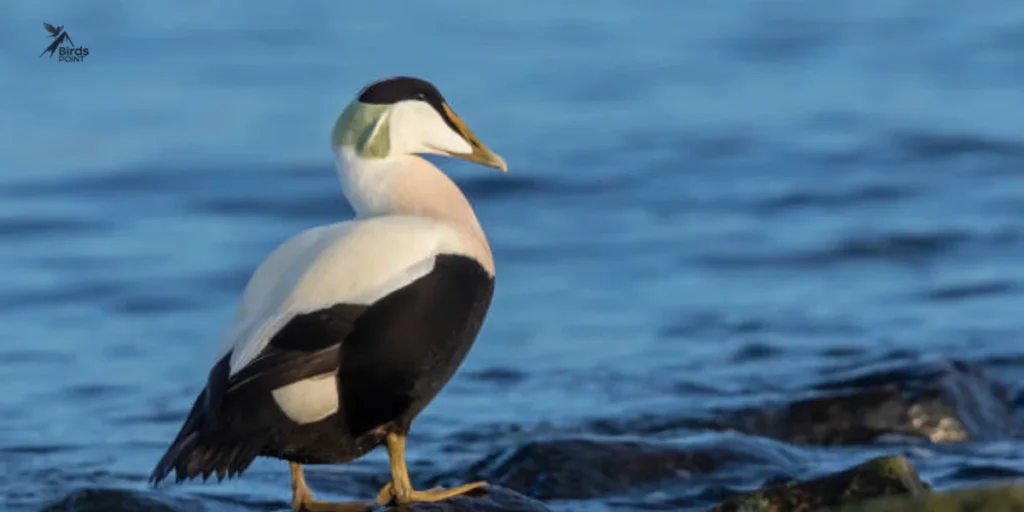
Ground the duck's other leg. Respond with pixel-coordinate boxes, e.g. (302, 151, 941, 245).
(376, 432, 488, 506)
(290, 462, 373, 512)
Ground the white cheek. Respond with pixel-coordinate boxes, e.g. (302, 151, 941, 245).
(389, 101, 472, 156)
(421, 115, 473, 154)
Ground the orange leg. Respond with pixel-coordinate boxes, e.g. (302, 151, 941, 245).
(290, 462, 373, 512)
(375, 432, 488, 506)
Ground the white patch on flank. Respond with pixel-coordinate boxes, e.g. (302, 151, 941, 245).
(271, 373, 339, 424)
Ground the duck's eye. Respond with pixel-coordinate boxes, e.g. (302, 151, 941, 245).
(416, 92, 426, 101)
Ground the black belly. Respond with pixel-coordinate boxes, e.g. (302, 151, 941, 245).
(259, 253, 494, 464)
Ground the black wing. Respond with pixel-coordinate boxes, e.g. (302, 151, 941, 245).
(218, 304, 366, 396)
(149, 304, 366, 485)
(43, 22, 60, 36)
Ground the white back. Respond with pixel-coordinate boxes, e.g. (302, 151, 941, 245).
(218, 215, 476, 375)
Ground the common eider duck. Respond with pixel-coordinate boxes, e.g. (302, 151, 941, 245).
(151, 76, 507, 511)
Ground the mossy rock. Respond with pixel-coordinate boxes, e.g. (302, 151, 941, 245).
(828, 485, 1024, 512)
(708, 455, 928, 512)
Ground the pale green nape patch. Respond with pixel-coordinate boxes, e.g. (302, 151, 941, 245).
(330, 102, 392, 158)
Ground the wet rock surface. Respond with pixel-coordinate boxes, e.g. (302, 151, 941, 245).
(567, 357, 1021, 448)
(437, 434, 800, 500)
(725, 358, 1021, 445)
(426, 357, 1022, 510)
(39, 486, 547, 512)
(41, 488, 207, 512)
(708, 455, 928, 512)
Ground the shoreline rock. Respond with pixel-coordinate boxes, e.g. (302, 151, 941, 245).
(41, 488, 204, 512)
(827, 484, 1024, 511)
(727, 358, 1020, 445)
(708, 455, 928, 512)
(438, 433, 800, 501)
(38, 455, 1024, 512)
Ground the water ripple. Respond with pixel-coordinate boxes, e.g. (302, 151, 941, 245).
(696, 230, 1017, 269)
(891, 131, 1024, 161)
(0, 216, 109, 238)
(922, 280, 1019, 302)
(752, 184, 914, 214)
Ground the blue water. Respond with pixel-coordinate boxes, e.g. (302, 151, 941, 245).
(2, 1, 1024, 510)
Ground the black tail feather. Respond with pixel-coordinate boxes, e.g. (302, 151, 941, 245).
(149, 390, 261, 486)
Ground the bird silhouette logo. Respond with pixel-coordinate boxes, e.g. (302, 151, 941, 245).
(39, 22, 88, 62)
(40, 22, 73, 58)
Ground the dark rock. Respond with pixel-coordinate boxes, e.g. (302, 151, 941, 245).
(40, 487, 205, 512)
(708, 455, 928, 512)
(729, 358, 1019, 445)
(827, 484, 1024, 511)
(440, 433, 800, 500)
(42, 486, 547, 512)
(384, 486, 549, 512)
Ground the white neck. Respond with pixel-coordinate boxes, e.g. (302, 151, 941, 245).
(333, 148, 493, 268)
(334, 148, 399, 218)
